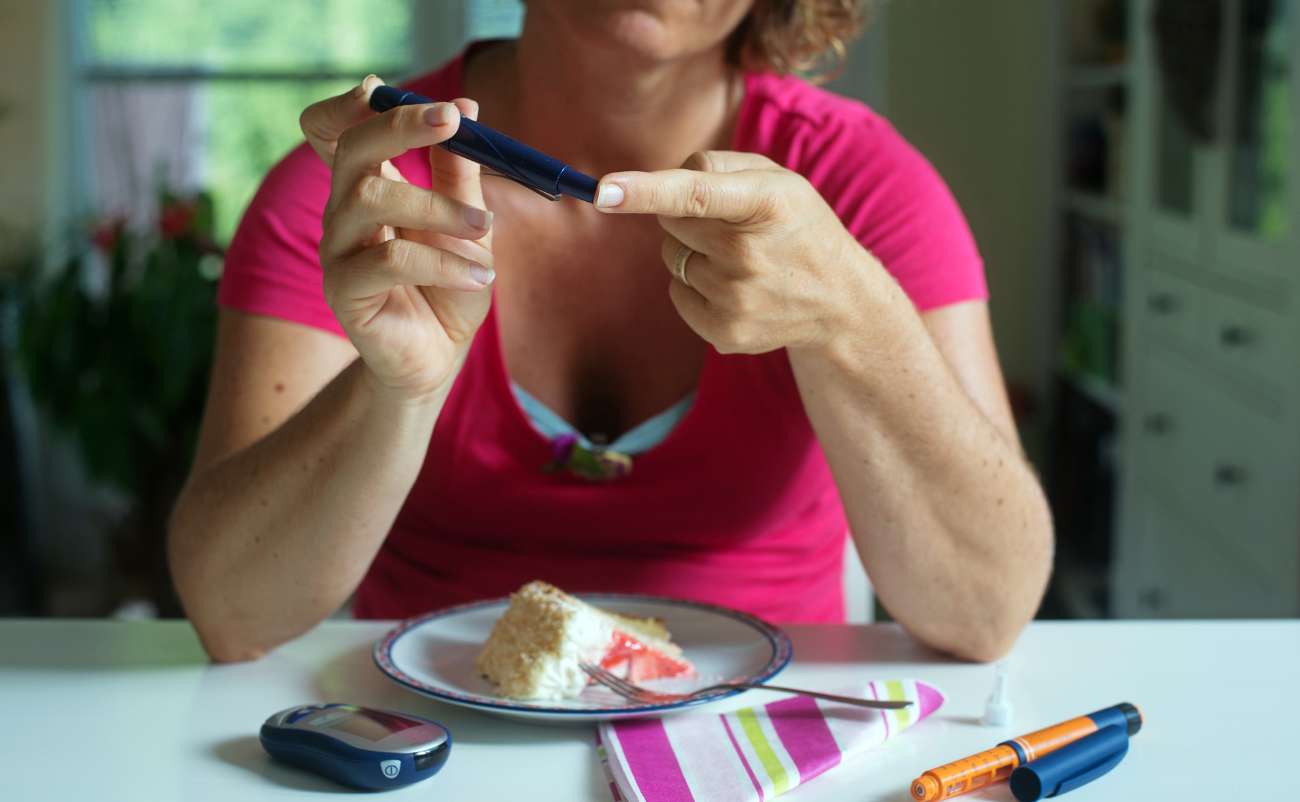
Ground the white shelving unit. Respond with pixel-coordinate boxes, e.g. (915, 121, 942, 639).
(1044, 0, 1134, 621)
(1049, 0, 1300, 620)
(1112, 0, 1300, 618)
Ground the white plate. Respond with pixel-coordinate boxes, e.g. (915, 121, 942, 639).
(373, 593, 793, 722)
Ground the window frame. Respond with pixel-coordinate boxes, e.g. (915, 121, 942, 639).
(71, 0, 420, 240)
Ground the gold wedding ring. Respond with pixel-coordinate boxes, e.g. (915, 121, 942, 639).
(672, 242, 695, 288)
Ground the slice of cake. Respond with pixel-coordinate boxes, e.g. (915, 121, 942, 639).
(476, 581, 695, 701)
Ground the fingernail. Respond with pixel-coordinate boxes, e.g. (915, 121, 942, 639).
(595, 183, 625, 209)
(355, 74, 383, 98)
(468, 264, 495, 286)
(464, 206, 493, 231)
(456, 97, 480, 121)
(424, 103, 456, 127)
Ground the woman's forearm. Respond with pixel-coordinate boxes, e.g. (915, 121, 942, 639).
(168, 358, 445, 661)
(591, 148, 1050, 658)
(789, 275, 1053, 662)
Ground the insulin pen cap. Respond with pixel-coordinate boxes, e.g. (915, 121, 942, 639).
(1118, 702, 1142, 736)
(1091, 702, 1142, 737)
(1008, 725, 1130, 802)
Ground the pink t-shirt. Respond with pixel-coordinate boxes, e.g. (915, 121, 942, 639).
(219, 51, 986, 624)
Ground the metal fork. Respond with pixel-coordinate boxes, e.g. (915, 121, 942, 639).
(580, 663, 912, 710)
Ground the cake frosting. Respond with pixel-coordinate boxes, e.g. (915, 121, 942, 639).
(475, 581, 695, 700)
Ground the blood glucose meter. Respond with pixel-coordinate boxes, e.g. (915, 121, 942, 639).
(260, 703, 451, 790)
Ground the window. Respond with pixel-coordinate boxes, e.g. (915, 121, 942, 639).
(80, 0, 417, 240)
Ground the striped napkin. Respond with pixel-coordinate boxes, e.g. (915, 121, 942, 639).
(597, 680, 944, 802)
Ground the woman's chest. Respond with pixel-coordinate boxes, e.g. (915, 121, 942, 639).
(488, 213, 707, 440)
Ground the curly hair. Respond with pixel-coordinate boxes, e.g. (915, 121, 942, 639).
(728, 0, 871, 81)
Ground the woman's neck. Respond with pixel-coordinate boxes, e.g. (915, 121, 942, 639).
(467, 16, 741, 178)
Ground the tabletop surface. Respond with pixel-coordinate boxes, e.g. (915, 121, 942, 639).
(2, 618, 1297, 801)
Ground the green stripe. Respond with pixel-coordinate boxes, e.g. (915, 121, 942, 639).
(736, 708, 791, 794)
(885, 680, 912, 729)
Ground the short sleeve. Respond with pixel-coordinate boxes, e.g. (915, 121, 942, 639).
(809, 115, 988, 312)
(217, 141, 346, 337)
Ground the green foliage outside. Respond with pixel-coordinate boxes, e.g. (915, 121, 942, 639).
(202, 80, 354, 238)
(89, 0, 413, 71)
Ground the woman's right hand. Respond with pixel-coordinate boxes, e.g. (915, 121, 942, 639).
(299, 75, 495, 404)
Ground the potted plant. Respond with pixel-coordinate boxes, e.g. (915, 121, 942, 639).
(14, 191, 223, 615)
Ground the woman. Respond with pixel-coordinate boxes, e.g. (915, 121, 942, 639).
(169, 0, 1053, 663)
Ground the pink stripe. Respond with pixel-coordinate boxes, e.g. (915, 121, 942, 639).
(766, 695, 842, 783)
(870, 682, 891, 740)
(720, 714, 765, 801)
(917, 682, 945, 720)
(611, 718, 696, 802)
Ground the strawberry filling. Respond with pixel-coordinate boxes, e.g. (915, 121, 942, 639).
(598, 629, 695, 683)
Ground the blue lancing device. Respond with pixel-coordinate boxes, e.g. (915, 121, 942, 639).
(369, 84, 599, 203)
(260, 703, 451, 791)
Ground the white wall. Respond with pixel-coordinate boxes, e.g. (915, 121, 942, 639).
(880, 0, 1055, 445)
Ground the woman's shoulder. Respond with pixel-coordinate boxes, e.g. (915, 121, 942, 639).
(739, 72, 986, 312)
(736, 72, 900, 158)
(736, 72, 948, 216)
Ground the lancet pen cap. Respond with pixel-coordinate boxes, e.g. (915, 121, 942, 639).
(369, 85, 598, 203)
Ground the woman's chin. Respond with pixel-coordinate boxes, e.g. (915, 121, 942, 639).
(577, 10, 705, 64)
(526, 1, 740, 66)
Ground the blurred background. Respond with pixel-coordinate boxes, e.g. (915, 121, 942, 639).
(1, 0, 1296, 622)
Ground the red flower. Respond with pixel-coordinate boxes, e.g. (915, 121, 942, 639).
(90, 216, 128, 254)
(159, 200, 197, 239)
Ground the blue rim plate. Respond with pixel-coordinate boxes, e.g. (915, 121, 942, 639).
(373, 593, 793, 722)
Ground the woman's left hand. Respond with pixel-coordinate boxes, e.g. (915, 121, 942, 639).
(595, 151, 888, 354)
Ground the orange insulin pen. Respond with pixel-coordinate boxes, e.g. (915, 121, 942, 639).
(910, 703, 1143, 802)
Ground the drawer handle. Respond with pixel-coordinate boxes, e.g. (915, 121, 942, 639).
(1213, 464, 1247, 487)
(1142, 414, 1172, 435)
(1146, 293, 1178, 314)
(1219, 325, 1253, 348)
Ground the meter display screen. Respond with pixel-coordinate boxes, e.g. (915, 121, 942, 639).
(306, 706, 421, 743)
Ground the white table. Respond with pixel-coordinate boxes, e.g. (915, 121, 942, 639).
(2, 619, 1296, 800)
